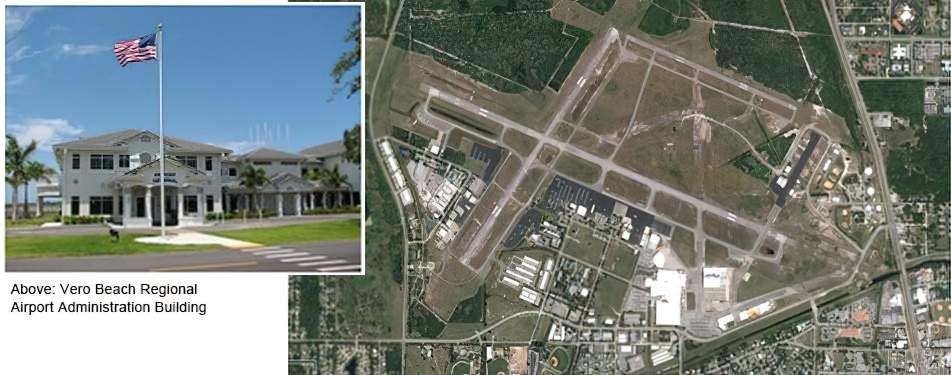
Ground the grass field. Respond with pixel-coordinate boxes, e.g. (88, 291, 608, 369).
(593, 274, 628, 319)
(568, 128, 616, 159)
(213, 219, 360, 245)
(652, 191, 697, 227)
(670, 227, 696, 267)
(5, 213, 59, 229)
(638, 0, 691, 37)
(564, 223, 607, 265)
(502, 128, 539, 158)
(702, 211, 757, 250)
(581, 61, 649, 141)
(5, 233, 219, 259)
(553, 152, 603, 185)
(603, 171, 651, 206)
(603, 240, 638, 280)
(633, 67, 693, 123)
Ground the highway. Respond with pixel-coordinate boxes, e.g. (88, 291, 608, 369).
(822, 0, 924, 369)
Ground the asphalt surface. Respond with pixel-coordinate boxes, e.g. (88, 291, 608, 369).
(6, 240, 361, 273)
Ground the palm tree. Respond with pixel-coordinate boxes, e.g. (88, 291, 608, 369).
(5, 135, 38, 221)
(319, 165, 349, 208)
(239, 165, 271, 220)
(23, 161, 55, 218)
(305, 168, 327, 208)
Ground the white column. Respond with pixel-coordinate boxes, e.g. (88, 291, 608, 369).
(177, 190, 184, 222)
(198, 190, 206, 218)
(277, 193, 284, 217)
(113, 190, 120, 221)
(295, 193, 302, 216)
(122, 187, 132, 224)
(145, 188, 153, 223)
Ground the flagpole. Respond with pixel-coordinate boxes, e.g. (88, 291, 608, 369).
(158, 23, 166, 237)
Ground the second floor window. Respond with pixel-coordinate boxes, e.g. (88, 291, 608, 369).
(177, 156, 197, 168)
(72, 154, 80, 169)
(205, 156, 213, 171)
(252, 161, 271, 166)
(90, 154, 113, 170)
(229, 168, 237, 177)
(119, 155, 130, 168)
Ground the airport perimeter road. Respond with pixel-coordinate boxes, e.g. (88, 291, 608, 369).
(5, 240, 361, 272)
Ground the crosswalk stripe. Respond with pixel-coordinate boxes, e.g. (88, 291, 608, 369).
(253, 249, 292, 255)
(316, 264, 362, 272)
(266, 252, 309, 259)
(298, 259, 348, 267)
(281, 255, 327, 263)
(242, 246, 280, 252)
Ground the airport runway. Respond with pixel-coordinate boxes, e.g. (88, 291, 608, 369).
(6, 240, 361, 273)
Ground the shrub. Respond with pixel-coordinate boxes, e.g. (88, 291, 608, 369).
(62, 215, 107, 225)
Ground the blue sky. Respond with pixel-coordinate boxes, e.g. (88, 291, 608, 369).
(5, 5, 361, 203)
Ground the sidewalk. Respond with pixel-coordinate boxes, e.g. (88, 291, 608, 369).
(5, 213, 359, 237)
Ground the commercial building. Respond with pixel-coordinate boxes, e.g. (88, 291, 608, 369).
(51, 129, 359, 227)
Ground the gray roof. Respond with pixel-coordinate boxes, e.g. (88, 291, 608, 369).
(300, 140, 346, 158)
(52, 129, 232, 154)
(239, 147, 306, 161)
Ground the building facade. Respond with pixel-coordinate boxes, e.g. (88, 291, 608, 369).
(51, 129, 359, 228)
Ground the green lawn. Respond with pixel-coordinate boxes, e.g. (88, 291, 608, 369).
(211, 219, 360, 245)
(6, 234, 218, 259)
(6, 219, 361, 259)
(6, 214, 59, 229)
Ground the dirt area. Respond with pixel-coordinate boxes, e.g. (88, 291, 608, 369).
(551, 0, 606, 32)
(670, 227, 696, 268)
(615, 119, 702, 196)
(424, 257, 483, 320)
(580, 60, 650, 142)
(633, 67, 694, 124)
(553, 121, 576, 142)
(502, 128, 539, 158)
(701, 86, 750, 123)
(652, 191, 698, 228)
(603, 171, 651, 206)
(553, 152, 603, 185)
(537, 144, 561, 166)
(793, 102, 851, 146)
(702, 211, 758, 250)
(569, 128, 617, 159)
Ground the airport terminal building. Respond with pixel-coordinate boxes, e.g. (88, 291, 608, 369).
(48, 129, 360, 228)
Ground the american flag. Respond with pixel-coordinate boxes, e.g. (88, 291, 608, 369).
(114, 33, 157, 67)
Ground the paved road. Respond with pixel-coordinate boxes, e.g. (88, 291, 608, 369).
(822, 0, 923, 369)
(6, 240, 361, 272)
(5, 213, 359, 237)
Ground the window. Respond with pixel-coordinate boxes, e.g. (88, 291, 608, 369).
(204, 156, 213, 171)
(252, 161, 271, 166)
(281, 161, 298, 166)
(70, 196, 80, 215)
(229, 168, 237, 177)
(118, 155, 130, 168)
(177, 155, 197, 168)
(184, 195, 198, 214)
(89, 196, 114, 215)
(71, 154, 80, 169)
(206, 195, 214, 212)
(90, 154, 113, 170)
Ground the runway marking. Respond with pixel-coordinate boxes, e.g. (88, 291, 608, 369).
(298, 259, 348, 267)
(150, 261, 258, 272)
(316, 264, 362, 272)
(253, 249, 292, 255)
(281, 255, 327, 263)
(242, 246, 281, 252)
(266, 252, 309, 259)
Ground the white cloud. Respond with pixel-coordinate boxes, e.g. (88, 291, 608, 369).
(7, 118, 83, 151)
(211, 140, 264, 155)
(57, 43, 109, 56)
(6, 7, 42, 42)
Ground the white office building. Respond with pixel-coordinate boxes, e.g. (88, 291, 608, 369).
(50, 129, 360, 228)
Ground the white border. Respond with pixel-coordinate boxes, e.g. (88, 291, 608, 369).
(2, 1, 367, 275)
